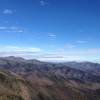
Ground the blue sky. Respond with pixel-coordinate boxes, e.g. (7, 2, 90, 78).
(0, 0, 100, 62)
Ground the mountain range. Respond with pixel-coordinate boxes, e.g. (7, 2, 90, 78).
(0, 56, 100, 100)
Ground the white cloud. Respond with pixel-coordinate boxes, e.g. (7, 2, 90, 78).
(48, 34, 56, 40)
(0, 27, 7, 30)
(40, 0, 47, 6)
(0, 45, 100, 63)
(65, 44, 75, 49)
(37, 48, 100, 62)
(0, 46, 42, 52)
(0, 26, 24, 33)
(3, 9, 13, 14)
(0, 46, 43, 59)
(48, 34, 56, 37)
(38, 55, 82, 62)
(77, 40, 87, 43)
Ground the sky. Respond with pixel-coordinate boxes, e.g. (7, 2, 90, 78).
(0, 0, 100, 62)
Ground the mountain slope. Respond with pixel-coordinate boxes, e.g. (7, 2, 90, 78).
(0, 57, 100, 100)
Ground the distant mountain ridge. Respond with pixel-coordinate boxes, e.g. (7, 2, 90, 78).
(0, 56, 100, 76)
(62, 61, 100, 76)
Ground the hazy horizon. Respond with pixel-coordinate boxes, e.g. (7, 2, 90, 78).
(0, 0, 100, 62)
